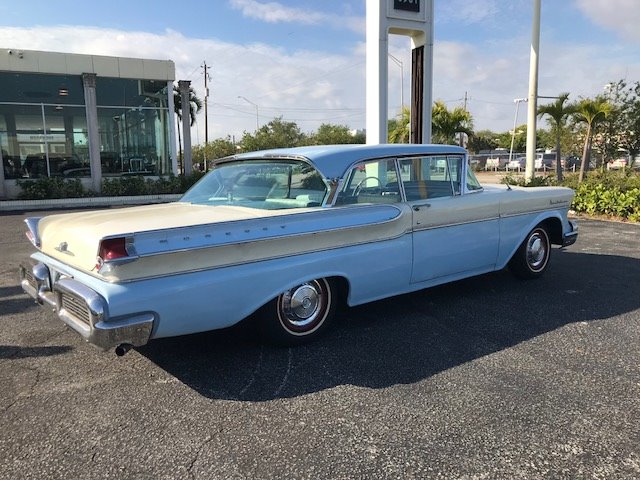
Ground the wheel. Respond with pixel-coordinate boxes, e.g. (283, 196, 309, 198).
(260, 278, 337, 346)
(509, 226, 551, 279)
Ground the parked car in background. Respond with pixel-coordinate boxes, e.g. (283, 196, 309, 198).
(535, 153, 555, 170)
(20, 144, 578, 355)
(564, 155, 581, 171)
(506, 157, 526, 170)
(607, 157, 629, 170)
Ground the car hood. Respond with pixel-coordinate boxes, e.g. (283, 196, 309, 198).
(36, 202, 288, 274)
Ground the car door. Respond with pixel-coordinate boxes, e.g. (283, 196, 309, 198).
(399, 155, 500, 284)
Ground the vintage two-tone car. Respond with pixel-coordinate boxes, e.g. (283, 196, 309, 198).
(20, 144, 578, 355)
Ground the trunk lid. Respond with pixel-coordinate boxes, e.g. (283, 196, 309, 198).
(36, 202, 272, 274)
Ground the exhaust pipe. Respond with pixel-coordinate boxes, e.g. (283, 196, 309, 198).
(115, 343, 133, 357)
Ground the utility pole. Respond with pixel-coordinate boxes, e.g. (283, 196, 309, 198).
(202, 61, 210, 171)
(459, 91, 468, 147)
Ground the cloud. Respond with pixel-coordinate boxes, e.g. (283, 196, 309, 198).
(575, 0, 640, 42)
(229, 0, 328, 25)
(438, 0, 501, 25)
(0, 22, 637, 140)
(229, 0, 364, 34)
(0, 26, 366, 140)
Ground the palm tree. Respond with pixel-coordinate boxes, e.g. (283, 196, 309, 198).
(573, 98, 613, 183)
(388, 106, 411, 143)
(173, 84, 203, 173)
(431, 100, 473, 145)
(537, 93, 575, 182)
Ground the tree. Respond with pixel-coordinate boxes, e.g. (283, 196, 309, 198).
(572, 97, 613, 182)
(467, 130, 499, 153)
(604, 80, 640, 168)
(192, 137, 237, 168)
(538, 93, 575, 181)
(173, 84, 203, 172)
(431, 100, 473, 145)
(309, 123, 365, 145)
(239, 117, 306, 152)
(388, 106, 410, 143)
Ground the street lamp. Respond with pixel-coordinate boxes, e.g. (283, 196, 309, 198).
(238, 95, 259, 131)
(388, 53, 404, 110)
(509, 98, 528, 164)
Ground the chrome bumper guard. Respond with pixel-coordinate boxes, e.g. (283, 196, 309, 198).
(19, 262, 154, 350)
(562, 221, 578, 247)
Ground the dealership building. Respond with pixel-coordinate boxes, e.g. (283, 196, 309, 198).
(0, 48, 177, 198)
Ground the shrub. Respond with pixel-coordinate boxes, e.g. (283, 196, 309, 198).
(17, 172, 206, 200)
(566, 170, 640, 221)
(17, 177, 91, 200)
(102, 172, 205, 197)
(500, 170, 640, 221)
(500, 174, 554, 187)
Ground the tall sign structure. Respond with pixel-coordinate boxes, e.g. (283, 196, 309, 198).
(366, 0, 434, 145)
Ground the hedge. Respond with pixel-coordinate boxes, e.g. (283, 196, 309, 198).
(502, 170, 640, 222)
(16, 172, 205, 200)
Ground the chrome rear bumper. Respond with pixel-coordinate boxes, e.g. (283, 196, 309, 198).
(20, 262, 154, 350)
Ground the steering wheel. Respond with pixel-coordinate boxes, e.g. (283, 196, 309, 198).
(353, 176, 382, 196)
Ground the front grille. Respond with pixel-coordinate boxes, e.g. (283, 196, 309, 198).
(23, 269, 36, 289)
(60, 292, 91, 325)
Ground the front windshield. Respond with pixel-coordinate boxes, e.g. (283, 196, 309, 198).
(180, 159, 328, 210)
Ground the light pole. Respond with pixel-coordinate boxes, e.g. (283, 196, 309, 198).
(525, 0, 541, 182)
(509, 98, 528, 163)
(238, 95, 259, 131)
(388, 53, 404, 110)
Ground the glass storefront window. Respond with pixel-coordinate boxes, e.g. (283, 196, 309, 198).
(0, 102, 89, 179)
(1, 72, 173, 183)
(97, 79, 171, 176)
(0, 73, 84, 105)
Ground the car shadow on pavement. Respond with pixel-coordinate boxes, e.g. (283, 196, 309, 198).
(139, 249, 640, 402)
(0, 345, 73, 359)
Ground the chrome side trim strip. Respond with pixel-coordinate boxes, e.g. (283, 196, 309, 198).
(106, 228, 413, 284)
(500, 206, 568, 219)
(412, 216, 500, 232)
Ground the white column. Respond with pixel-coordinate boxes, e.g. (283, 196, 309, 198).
(525, 0, 541, 182)
(167, 81, 178, 175)
(366, 0, 388, 145)
(82, 73, 102, 193)
(0, 146, 5, 197)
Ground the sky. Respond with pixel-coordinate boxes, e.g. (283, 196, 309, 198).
(1, 0, 639, 143)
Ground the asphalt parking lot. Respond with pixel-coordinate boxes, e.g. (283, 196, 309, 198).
(1, 210, 639, 479)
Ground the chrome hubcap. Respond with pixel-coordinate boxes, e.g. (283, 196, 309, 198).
(280, 281, 326, 330)
(527, 232, 547, 270)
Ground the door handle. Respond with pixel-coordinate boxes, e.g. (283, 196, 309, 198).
(413, 203, 431, 211)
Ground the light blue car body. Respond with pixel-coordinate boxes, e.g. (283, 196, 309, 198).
(21, 144, 578, 350)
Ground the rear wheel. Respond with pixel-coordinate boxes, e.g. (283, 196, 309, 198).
(260, 278, 337, 346)
(509, 226, 551, 279)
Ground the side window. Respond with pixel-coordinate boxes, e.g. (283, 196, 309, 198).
(399, 155, 462, 200)
(337, 159, 400, 205)
(466, 163, 483, 191)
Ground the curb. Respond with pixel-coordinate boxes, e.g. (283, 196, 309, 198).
(0, 194, 182, 212)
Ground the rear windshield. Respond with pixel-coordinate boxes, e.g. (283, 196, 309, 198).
(180, 160, 328, 210)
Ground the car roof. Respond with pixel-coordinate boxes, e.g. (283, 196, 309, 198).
(224, 144, 467, 179)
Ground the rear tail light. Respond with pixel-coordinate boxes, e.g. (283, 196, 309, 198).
(96, 237, 135, 271)
(99, 237, 128, 260)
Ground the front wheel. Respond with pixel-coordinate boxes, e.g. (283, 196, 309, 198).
(260, 278, 337, 346)
(509, 226, 551, 279)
